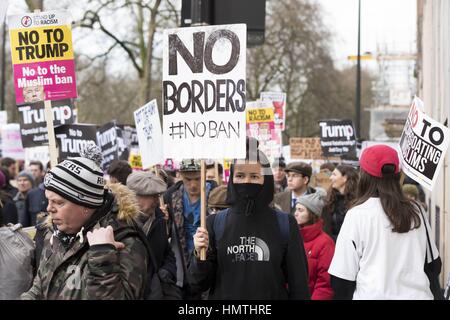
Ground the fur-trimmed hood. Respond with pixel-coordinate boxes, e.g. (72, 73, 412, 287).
(46, 182, 140, 228)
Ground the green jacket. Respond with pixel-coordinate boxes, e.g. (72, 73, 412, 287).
(22, 183, 148, 300)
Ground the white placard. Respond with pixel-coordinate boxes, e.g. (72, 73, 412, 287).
(134, 99, 164, 168)
(25, 146, 50, 169)
(162, 24, 247, 160)
(2, 123, 25, 160)
(399, 97, 450, 190)
(0, 111, 7, 126)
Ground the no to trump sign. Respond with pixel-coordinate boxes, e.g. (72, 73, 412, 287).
(162, 24, 247, 159)
(399, 97, 450, 190)
(8, 11, 77, 104)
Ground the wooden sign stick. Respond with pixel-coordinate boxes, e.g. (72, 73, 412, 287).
(214, 161, 220, 185)
(44, 100, 58, 168)
(200, 159, 207, 261)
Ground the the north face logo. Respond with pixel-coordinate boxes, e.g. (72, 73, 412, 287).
(227, 236, 270, 262)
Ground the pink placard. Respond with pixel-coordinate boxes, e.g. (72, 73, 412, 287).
(14, 59, 77, 104)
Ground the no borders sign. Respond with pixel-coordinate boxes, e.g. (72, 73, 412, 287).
(399, 97, 450, 190)
(163, 24, 247, 159)
(8, 11, 77, 104)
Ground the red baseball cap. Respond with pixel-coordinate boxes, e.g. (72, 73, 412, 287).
(359, 145, 400, 178)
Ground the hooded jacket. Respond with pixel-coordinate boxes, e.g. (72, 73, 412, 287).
(163, 179, 216, 294)
(300, 219, 335, 300)
(21, 183, 149, 300)
(187, 160, 310, 300)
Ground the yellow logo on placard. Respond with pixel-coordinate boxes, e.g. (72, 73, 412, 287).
(10, 25, 74, 64)
(129, 154, 143, 169)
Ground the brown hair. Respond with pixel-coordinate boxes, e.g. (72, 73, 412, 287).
(323, 165, 359, 212)
(353, 170, 421, 233)
(322, 165, 359, 234)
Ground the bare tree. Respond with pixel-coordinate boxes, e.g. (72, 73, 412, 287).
(76, 0, 178, 107)
(247, 0, 375, 141)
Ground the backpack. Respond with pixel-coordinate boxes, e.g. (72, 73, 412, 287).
(0, 224, 35, 299)
(115, 225, 182, 300)
(213, 208, 290, 248)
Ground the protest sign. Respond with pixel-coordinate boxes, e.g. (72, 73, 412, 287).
(25, 146, 49, 169)
(223, 159, 232, 183)
(134, 99, 164, 168)
(399, 97, 450, 190)
(129, 153, 143, 170)
(97, 122, 121, 171)
(55, 124, 97, 160)
(246, 101, 282, 161)
(8, 11, 77, 104)
(17, 99, 74, 147)
(163, 24, 247, 159)
(1, 123, 25, 160)
(260, 91, 286, 131)
(119, 125, 139, 148)
(290, 137, 323, 160)
(116, 125, 139, 162)
(0, 111, 7, 126)
(311, 171, 332, 191)
(319, 119, 356, 157)
(163, 158, 179, 172)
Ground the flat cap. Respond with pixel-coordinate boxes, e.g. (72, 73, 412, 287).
(126, 171, 167, 196)
(208, 185, 228, 209)
(284, 161, 312, 177)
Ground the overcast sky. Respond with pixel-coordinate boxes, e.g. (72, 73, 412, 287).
(5, 0, 417, 74)
(318, 0, 417, 69)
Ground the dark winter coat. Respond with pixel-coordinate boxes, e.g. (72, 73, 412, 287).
(1, 191, 19, 225)
(25, 183, 47, 226)
(21, 183, 149, 300)
(163, 180, 216, 294)
(323, 193, 347, 242)
(14, 192, 30, 227)
(142, 208, 177, 281)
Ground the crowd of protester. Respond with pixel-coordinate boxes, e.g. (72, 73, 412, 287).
(0, 138, 448, 300)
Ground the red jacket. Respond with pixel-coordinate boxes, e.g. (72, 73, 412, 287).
(300, 219, 335, 300)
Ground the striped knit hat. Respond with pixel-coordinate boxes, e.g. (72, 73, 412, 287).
(44, 142, 105, 208)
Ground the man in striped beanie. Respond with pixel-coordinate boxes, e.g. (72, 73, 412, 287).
(44, 147, 105, 210)
(22, 142, 150, 300)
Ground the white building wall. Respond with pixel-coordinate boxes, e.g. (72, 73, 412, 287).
(418, 0, 450, 285)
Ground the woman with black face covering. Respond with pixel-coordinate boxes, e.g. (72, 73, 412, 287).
(187, 139, 310, 299)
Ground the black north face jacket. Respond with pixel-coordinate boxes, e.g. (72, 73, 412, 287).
(187, 162, 310, 300)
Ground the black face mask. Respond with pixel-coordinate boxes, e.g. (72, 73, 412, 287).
(234, 183, 263, 200)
